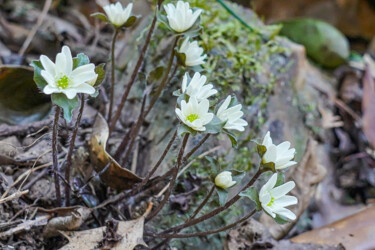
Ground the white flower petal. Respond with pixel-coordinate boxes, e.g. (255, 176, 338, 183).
(40, 55, 55, 76)
(270, 181, 295, 199)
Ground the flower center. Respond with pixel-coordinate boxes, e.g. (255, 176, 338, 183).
(186, 113, 199, 123)
(267, 197, 275, 207)
(56, 75, 70, 89)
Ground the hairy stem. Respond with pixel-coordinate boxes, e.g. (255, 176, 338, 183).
(130, 130, 178, 196)
(52, 105, 61, 206)
(151, 209, 256, 239)
(64, 94, 85, 206)
(189, 185, 215, 220)
(146, 134, 190, 221)
(109, 10, 159, 134)
(108, 29, 119, 124)
(159, 169, 263, 234)
(144, 36, 180, 117)
(183, 134, 210, 162)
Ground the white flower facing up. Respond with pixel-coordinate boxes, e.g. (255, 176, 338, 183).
(261, 131, 297, 170)
(40, 46, 96, 99)
(175, 97, 213, 131)
(259, 173, 298, 220)
(215, 171, 236, 189)
(164, 1, 202, 33)
(179, 37, 207, 66)
(217, 96, 248, 132)
(181, 72, 217, 102)
(103, 2, 133, 27)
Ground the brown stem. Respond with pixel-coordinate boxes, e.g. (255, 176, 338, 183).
(146, 134, 190, 221)
(109, 10, 159, 134)
(130, 130, 178, 196)
(64, 94, 85, 206)
(159, 169, 263, 234)
(107, 29, 119, 124)
(144, 36, 180, 117)
(52, 105, 61, 206)
(183, 134, 210, 162)
(120, 94, 147, 166)
(189, 185, 215, 220)
(114, 127, 132, 160)
(150, 209, 256, 239)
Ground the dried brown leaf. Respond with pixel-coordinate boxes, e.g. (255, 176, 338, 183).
(362, 65, 375, 149)
(291, 205, 375, 249)
(89, 114, 142, 190)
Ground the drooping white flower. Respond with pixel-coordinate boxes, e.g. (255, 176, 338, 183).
(261, 131, 297, 170)
(163, 1, 202, 33)
(181, 72, 217, 102)
(40, 46, 96, 99)
(259, 173, 298, 220)
(175, 97, 213, 131)
(215, 171, 236, 189)
(103, 2, 133, 27)
(217, 96, 248, 132)
(179, 37, 207, 66)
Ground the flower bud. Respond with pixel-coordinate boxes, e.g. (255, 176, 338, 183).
(215, 171, 236, 189)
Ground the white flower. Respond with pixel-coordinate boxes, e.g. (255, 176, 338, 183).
(40, 46, 96, 99)
(259, 173, 298, 220)
(179, 37, 207, 66)
(215, 171, 236, 189)
(181, 72, 217, 102)
(103, 2, 133, 27)
(217, 96, 248, 132)
(261, 131, 297, 170)
(164, 1, 202, 33)
(175, 97, 213, 131)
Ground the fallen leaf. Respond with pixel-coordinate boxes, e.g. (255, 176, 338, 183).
(280, 18, 349, 68)
(362, 65, 375, 149)
(319, 105, 344, 128)
(89, 114, 142, 190)
(59, 203, 152, 249)
(42, 206, 92, 238)
(260, 139, 327, 239)
(291, 205, 375, 250)
(0, 65, 51, 125)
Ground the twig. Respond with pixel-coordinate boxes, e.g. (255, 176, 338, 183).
(18, 0, 52, 56)
(146, 134, 190, 221)
(0, 190, 29, 205)
(52, 105, 62, 206)
(64, 94, 85, 206)
(109, 8, 160, 134)
(107, 29, 120, 124)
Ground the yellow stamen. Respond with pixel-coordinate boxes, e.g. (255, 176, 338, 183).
(186, 113, 199, 122)
(57, 75, 70, 89)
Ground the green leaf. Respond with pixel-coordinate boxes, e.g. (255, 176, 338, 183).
(239, 187, 262, 211)
(205, 115, 225, 134)
(279, 18, 349, 68)
(215, 187, 228, 206)
(51, 93, 79, 122)
(224, 130, 238, 148)
(91, 12, 109, 23)
(148, 66, 164, 84)
(93, 63, 106, 87)
(260, 161, 276, 173)
(275, 172, 285, 187)
(30, 60, 48, 90)
(73, 53, 90, 69)
(176, 52, 187, 66)
(0, 65, 51, 125)
(274, 214, 289, 224)
(177, 123, 197, 136)
(122, 15, 137, 28)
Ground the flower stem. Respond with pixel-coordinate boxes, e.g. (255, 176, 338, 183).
(144, 36, 180, 117)
(107, 28, 119, 124)
(146, 133, 190, 221)
(52, 105, 61, 206)
(183, 134, 210, 162)
(150, 209, 256, 239)
(64, 94, 85, 206)
(109, 9, 160, 134)
(158, 168, 263, 234)
(188, 185, 215, 220)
